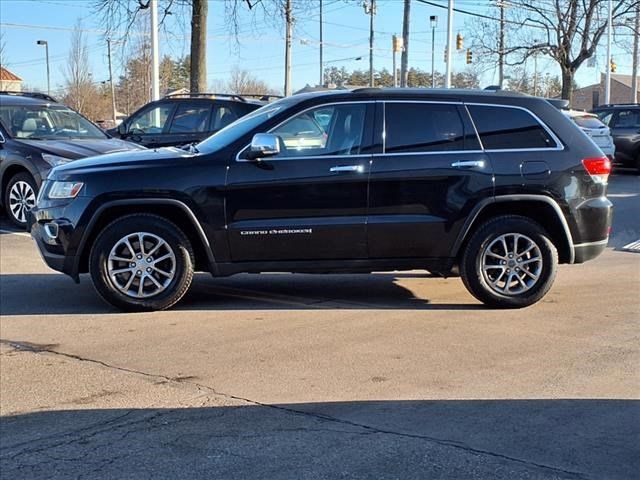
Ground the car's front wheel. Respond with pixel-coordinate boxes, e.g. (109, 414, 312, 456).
(89, 214, 194, 311)
(460, 215, 558, 308)
(4, 172, 38, 229)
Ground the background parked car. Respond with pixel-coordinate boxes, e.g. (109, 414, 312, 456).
(591, 103, 640, 172)
(562, 109, 615, 160)
(0, 91, 144, 228)
(107, 93, 271, 148)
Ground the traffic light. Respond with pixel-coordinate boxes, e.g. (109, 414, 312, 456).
(444, 46, 448, 63)
(466, 49, 473, 64)
(610, 58, 617, 73)
(456, 32, 464, 50)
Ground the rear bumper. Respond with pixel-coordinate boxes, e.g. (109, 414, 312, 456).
(573, 238, 608, 264)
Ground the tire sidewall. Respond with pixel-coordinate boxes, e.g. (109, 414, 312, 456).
(462, 217, 558, 308)
(89, 215, 194, 311)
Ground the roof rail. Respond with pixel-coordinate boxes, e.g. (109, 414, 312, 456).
(237, 93, 283, 101)
(163, 92, 247, 102)
(351, 87, 381, 94)
(594, 103, 640, 108)
(0, 91, 57, 102)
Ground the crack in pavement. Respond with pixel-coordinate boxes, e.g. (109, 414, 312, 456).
(1, 339, 586, 479)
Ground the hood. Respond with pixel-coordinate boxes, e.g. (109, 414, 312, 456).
(15, 138, 145, 160)
(52, 146, 195, 177)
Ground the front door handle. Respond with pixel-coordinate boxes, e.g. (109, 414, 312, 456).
(451, 160, 486, 169)
(329, 165, 364, 173)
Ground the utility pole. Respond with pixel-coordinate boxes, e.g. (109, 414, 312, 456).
(319, 0, 324, 86)
(605, 0, 612, 104)
(400, 0, 410, 87)
(107, 39, 117, 125)
(445, 0, 453, 88)
(150, 0, 160, 101)
(392, 35, 403, 87)
(284, 0, 293, 96)
(364, 0, 376, 87)
(533, 49, 538, 97)
(430, 15, 437, 88)
(632, 4, 639, 102)
(498, 0, 505, 89)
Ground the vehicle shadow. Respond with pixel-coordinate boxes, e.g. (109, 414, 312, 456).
(1, 399, 638, 479)
(0, 272, 483, 316)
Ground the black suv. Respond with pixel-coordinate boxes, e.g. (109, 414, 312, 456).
(29, 88, 613, 311)
(0, 92, 144, 228)
(591, 103, 640, 172)
(107, 93, 269, 148)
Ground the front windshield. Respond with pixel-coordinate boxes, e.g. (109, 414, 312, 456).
(0, 104, 106, 140)
(197, 98, 295, 153)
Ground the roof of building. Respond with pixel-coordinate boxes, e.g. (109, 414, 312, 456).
(0, 67, 22, 82)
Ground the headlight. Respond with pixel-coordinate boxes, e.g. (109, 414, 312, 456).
(48, 181, 84, 199)
(42, 154, 73, 167)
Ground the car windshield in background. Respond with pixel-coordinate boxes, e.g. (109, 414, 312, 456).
(572, 115, 606, 129)
(0, 105, 106, 140)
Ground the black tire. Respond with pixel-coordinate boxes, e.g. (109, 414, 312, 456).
(460, 215, 558, 309)
(4, 172, 38, 229)
(89, 214, 194, 312)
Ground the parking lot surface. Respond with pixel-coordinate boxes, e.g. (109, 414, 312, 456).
(1, 172, 639, 479)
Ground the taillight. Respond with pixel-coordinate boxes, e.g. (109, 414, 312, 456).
(582, 156, 611, 184)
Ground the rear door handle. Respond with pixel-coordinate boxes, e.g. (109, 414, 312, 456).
(330, 165, 364, 173)
(451, 160, 486, 169)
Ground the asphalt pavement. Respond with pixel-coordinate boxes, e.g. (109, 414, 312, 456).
(0, 172, 638, 479)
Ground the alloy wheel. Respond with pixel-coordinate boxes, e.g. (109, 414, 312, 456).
(481, 233, 543, 296)
(107, 232, 176, 298)
(8, 181, 36, 224)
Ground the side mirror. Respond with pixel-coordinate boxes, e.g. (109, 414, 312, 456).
(247, 133, 280, 160)
(117, 122, 127, 136)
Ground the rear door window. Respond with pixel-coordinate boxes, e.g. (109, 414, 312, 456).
(168, 103, 212, 133)
(384, 103, 474, 153)
(467, 104, 557, 150)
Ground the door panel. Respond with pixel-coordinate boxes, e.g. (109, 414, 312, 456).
(225, 102, 374, 262)
(367, 102, 493, 259)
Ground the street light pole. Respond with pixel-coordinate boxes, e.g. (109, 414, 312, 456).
(604, 0, 612, 104)
(107, 39, 117, 125)
(444, 0, 453, 88)
(150, 0, 160, 101)
(430, 15, 437, 88)
(319, 0, 324, 86)
(36, 40, 50, 96)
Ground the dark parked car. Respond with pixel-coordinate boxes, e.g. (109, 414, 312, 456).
(107, 93, 268, 148)
(591, 103, 640, 172)
(0, 91, 144, 228)
(29, 88, 612, 311)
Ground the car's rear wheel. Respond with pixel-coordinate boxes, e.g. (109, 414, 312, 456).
(4, 172, 38, 229)
(89, 214, 194, 311)
(460, 215, 558, 308)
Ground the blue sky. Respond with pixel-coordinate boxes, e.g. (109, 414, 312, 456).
(0, 0, 634, 94)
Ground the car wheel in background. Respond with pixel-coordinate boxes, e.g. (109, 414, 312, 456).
(4, 172, 38, 229)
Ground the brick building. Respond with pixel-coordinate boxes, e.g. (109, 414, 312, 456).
(572, 73, 639, 111)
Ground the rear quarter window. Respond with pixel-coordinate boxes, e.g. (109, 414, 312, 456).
(468, 104, 557, 150)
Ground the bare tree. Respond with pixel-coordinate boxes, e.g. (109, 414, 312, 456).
(470, 0, 640, 100)
(226, 68, 279, 95)
(0, 31, 7, 69)
(63, 20, 95, 114)
(94, 0, 208, 92)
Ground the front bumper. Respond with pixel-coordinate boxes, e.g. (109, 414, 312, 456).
(28, 196, 92, 282)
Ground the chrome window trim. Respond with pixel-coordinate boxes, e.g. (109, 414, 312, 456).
(465, 102, 565, 152)
(235, 100, 376, 163)
(372, 150, 485, 157)
(464, 104, 485, 151)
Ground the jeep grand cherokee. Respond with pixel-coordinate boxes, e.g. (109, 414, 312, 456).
(28, 88, 613, 311)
